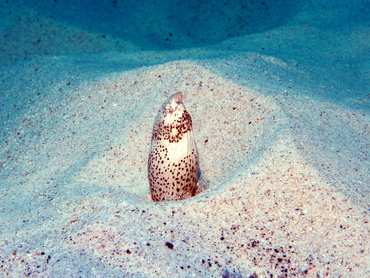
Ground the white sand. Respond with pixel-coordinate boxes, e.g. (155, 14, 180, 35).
(1, 0, 369, 277)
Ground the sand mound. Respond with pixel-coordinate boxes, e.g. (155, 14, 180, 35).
(1, 54, 369, 276)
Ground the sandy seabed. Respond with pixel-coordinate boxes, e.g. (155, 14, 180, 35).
(0, 0, 369, 277)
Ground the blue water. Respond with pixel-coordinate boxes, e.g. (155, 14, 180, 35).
(1, 0, 368, 102)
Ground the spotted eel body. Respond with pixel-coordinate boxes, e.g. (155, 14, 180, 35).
(148, 92, 199, 202)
